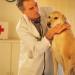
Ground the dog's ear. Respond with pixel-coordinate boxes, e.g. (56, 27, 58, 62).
(62, 14, 66, 22)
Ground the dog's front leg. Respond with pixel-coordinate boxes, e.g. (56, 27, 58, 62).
(54, 60, 58, 75)
(53, 54, 58, 75)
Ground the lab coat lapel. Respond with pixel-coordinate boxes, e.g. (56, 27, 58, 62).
(23, 14, 41, 39)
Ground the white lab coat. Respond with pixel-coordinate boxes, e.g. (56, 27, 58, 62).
(16, 7, 53, 75)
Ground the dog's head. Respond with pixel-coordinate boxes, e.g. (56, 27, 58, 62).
(47, 11, 66, 28)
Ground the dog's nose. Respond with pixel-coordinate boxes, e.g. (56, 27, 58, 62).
(69, 66, 75, 75)
(47, 22, 51, 28)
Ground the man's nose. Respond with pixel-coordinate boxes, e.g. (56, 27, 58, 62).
(34, 7, 39, 13)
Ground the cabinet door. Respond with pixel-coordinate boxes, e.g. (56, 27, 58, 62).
(11, 41, 20, 75)
(0, 41, 11, 75)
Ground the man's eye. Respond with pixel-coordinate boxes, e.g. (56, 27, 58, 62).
(54, 17, 58, 19)
(48, 16, 51, 19)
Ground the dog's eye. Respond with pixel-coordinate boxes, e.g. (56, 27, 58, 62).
(54, 17, 58, 19)
(48, 16, 51, 19)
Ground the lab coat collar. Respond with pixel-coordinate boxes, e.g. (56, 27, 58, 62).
(23, 14, 41, 39)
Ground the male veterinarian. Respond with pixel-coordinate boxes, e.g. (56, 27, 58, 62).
(16, 0, 70, 75)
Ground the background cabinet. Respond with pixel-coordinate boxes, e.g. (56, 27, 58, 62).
(0, 41, 11, 75)
(11, 40, 20, 75)
(0, 40, 20, 75)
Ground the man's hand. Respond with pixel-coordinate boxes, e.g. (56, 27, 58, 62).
(45, 24, 70, 40)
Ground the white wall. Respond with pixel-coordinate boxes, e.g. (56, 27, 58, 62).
(0, 0, 75, 39)
(0, 0, 21, 39)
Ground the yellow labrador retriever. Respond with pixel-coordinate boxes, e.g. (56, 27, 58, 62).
(47, 11, 75, 75)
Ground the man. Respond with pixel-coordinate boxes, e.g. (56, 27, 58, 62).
(16, 0, 70, 75)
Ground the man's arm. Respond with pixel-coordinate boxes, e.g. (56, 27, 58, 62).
(16, 25, 50, 58)
(45, 24, 70, 40)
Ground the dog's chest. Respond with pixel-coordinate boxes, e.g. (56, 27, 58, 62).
(52, 34, 65, 64)
(53, 46, 63, 64)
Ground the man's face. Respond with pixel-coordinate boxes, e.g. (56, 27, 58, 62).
(23, 0, 40, 20)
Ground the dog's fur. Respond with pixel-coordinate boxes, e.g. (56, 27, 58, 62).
(47, 11, 75, 75)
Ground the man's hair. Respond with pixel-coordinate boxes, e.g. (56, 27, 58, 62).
(16, 0, 29, 11)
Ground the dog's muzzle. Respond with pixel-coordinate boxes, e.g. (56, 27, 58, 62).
(47, 22, 51, 28)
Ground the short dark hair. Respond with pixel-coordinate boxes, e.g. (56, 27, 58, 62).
(16, 0, 29, 11)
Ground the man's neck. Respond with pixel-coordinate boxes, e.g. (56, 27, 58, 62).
(31, 16, 41, 25)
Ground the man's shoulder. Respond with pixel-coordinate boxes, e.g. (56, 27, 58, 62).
(16, 15, 27, 29)
(39, 7, 53, 17)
